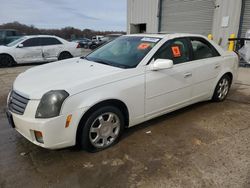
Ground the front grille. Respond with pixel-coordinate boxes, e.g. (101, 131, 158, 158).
(8, 91, 29, 115)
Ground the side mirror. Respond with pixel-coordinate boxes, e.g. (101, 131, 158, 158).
(150, 59, 173, 71)
(17, 44, 23, 48)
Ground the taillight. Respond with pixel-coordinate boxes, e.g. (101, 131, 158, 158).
(76, 43, 81, 48)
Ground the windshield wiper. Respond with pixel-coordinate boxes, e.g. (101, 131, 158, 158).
(112, 64, 130, 69)
(82, 56, 130, 69)
(94, 60, 112, 66)
(81, 57, 107, 65)
(81, 56, 88, 60)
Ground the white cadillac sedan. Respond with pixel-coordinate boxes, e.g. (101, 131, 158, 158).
(6, 33, 238, 152)
(0, 35, 82, 67)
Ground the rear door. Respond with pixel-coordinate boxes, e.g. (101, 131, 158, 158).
(40, 37, 63, 61)
(15, 37, 43, 63)
(145, 38, 195, 117)
(188, 37, 222, 100)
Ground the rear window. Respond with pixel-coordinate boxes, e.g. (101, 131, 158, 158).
(190, 38, 220, 60)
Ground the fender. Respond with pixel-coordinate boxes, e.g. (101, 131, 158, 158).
(61, 74, 145, 127)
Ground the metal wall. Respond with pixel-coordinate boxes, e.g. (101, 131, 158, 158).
(160, 0, 215, 35)
(239, 0, 250, 37)
(127, 0, 159, 34)
(212, 0, 242, 49)
(127, 0, 242, 49)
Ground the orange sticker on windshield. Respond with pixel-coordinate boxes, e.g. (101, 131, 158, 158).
(138, 43, 151, 50)
(171, 46, 181, 57)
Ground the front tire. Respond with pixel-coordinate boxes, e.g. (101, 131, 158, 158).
(212, 75, 231, 102)
(78, 106, 124, 152)
(0, 54, 15, 67)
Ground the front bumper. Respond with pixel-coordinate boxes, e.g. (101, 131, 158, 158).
(7, 100, 86, 149)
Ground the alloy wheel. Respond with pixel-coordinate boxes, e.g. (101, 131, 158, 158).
(89, 112, 120, 148)
(217, 78, 229, 100)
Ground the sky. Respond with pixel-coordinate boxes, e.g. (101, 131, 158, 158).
(0, 0, 127, 31)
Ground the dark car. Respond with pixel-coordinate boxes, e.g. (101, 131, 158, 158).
(0, 29, 22, 45)
(72, 38, 92, 49)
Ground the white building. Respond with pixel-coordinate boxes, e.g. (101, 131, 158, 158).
(127, 0, 250, 49)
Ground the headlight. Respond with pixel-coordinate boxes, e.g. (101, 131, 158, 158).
(35, 90, 69, 118)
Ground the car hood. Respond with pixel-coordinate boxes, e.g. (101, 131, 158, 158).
(13, 58, 128, 99)
(0, 45, 10, 51)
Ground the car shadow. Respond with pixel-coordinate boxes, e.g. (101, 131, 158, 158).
(120, 101, 211, 141)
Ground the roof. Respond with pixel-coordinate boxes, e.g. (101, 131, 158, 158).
(24, 35, 58, 38)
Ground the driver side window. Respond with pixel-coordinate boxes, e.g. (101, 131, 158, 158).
(22, 38, 40, 47)
(153, 38, 191, 65)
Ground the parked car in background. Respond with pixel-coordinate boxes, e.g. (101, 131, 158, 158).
(0, 35, 82, 67)
(92, 35, 104, 42)
(0, 29, 22, 46)
(89, 35, 104, 49)
(89, 34, 122, 50)
(72, 38, 92, 49)
(105, 34, 123, 41)
(6, 33, 238, 151)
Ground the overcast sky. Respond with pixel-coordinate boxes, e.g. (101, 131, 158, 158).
(0, 0, 127, 31)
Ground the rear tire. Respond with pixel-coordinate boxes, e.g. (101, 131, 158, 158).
(89, 45, 97, 50)
(58, 52, 73, 60)
(78, 106, 125, 152)
(0, 54, 15, 67)
(212, 75, 231, 102)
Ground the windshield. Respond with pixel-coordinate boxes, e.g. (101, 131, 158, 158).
(6, 37, 26, 47)
(0, 31, 4, 38)
(85, 36, 160, 68)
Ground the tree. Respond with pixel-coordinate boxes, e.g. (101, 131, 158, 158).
(0, 22, 126, 40)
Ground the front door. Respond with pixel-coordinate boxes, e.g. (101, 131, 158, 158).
(145, 38, 194, 117)
(15, 37, 43, 63)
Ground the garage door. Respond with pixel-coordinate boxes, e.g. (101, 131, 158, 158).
(239, 0, 250, 37)
(160, 0, 215, 36)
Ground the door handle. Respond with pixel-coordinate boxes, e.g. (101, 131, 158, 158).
(184, 72, 192, 78)
(214, 64, 220, 69)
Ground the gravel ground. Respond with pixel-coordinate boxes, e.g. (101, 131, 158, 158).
(0, 64, 249, 188)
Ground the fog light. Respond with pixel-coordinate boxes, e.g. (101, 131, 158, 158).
(65, 115, 72, 128)
(34, 131, 44, 143)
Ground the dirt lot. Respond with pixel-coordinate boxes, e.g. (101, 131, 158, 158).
(0, 65, 250, 188)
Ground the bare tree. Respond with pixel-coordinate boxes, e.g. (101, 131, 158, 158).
(0, 22, 125, 40)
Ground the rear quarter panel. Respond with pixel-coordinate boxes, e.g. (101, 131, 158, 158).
(209, 51, 239, 98)
(63, 42, 82, 57)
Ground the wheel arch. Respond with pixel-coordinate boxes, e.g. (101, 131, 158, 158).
(211, 71, 234, 99)
(216, 71, 234, 86)
(224, 72, 233, 84)
(76, 99, 130, 144)
(58, 51, 73, 58)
